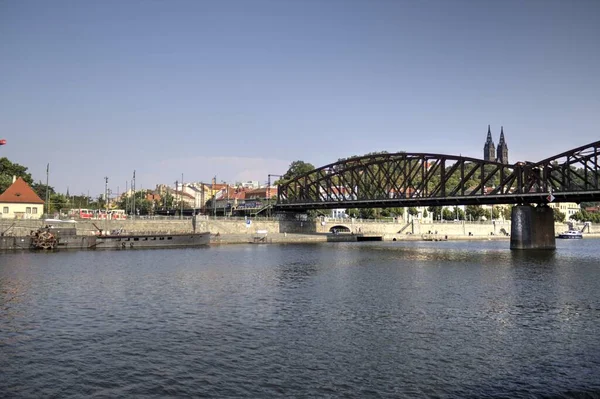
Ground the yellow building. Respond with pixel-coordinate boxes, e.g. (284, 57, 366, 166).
(0, 177, 45, 219)
(549, 202, 580, 219)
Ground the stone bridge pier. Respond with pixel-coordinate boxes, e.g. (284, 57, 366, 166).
(510, 205, 555, 250)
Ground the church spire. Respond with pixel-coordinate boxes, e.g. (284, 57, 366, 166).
(484, 125, 495, 161)
(496, 126, 508, 164)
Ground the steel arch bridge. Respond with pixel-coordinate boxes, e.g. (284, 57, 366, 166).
(275, 140, 600, 211)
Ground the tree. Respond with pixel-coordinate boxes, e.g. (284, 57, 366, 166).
(359, 208, 376, 219)
(347, 208, 359, 218)
(442, 208, 454, 221)
(280, 160, 316, 182)
(553, 208, 566, 222)
(501, 206, 512, 221)
(466, 205, 485, 221)
(31, 182, 55, 200)
(428, 206, 442, 220)
(0, 157, 34, 193)
(48, 193, 69, 214)
(117, 190, 153, 215)
(482, 207, 500, 220)
(571, 210, 600, 223)
(452, 206, 465, 220)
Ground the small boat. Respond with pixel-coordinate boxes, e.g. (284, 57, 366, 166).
(557, 230, 583, 239)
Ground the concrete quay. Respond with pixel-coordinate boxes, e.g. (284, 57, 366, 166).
(1, 217, 598, 245)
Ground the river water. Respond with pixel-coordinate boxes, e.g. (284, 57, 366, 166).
(1, 240, 599, 398)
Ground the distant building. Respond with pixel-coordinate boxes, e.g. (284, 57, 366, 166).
(0, 177, 45, 219)
(548, 202, 580, 219)
(237, 181, 260, 189)
(484, 125, 509, 163)
(496, 126, 509, 164)
(483, 125, 496, 162)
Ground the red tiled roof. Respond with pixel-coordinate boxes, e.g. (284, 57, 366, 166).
(0, 177, 44, 204)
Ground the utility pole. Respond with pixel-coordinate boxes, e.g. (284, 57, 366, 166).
(213, 176, 217, 218)
(45, 163, 50, 216)
(267, 174, 282, 218)
(132, 170, 136, 220)
(181, 173, 184, 220)
(201, 183, 205, 215)
(175, 180, 178, 219)
(104, 176, 109, 217)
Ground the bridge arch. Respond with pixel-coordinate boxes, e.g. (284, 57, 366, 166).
(329, 225, 351, 233)
(275, 141, 600, 211)
(277, 152, 518, 211)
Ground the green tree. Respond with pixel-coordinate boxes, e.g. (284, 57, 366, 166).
(428, 206, 442, 220)
(117, 190, 154, 215)
(347, 208, 359, 218)
(280, 160, 316, 182)
(0, 157, 34, 192)
(31, 182, 55, 200)
(571, 210, 600, 223)
(358, 208, 376, 219)
(442, 208, 454, 221)
(553, 208, 566, 222)
(453, 206, 465, 220)
(501, 206, 512, 221)
(466, 205, 485, 221)
(482, 207, 500, 220)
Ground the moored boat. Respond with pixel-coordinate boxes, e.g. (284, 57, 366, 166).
(92, 232, 210, 249)
(1, 220, 211, 251)
(557, 230, 583, 239)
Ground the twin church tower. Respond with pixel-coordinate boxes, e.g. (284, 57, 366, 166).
(483, 125, 509, 164)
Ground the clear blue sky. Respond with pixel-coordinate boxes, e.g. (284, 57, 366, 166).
(1, 0, 599, 197)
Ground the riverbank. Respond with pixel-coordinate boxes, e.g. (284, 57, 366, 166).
(2, 218, 598, 247)
(209, 232, 600, 245)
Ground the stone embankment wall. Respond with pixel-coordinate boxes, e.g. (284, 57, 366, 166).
(1, 218, 599, 239)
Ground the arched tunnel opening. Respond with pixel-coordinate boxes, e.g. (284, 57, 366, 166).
(329, 225, 351, 233)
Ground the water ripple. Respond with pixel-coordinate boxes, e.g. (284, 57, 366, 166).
(1, 242, 600, 398)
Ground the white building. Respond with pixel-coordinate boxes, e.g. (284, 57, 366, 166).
(0, 177, 45, 219)
(549, 202, 580, 219)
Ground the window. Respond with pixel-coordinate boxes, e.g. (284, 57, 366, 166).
(2, 207, 7, 214)
(26, 207, 32, 214)
(32, 208, 38, 214)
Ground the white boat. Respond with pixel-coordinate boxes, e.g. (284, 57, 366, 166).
(557, 230, 583, 239)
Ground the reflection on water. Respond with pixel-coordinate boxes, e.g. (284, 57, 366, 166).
(1, 240, 599, 398)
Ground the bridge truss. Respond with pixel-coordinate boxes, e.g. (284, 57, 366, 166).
(276, 141, 600, 211)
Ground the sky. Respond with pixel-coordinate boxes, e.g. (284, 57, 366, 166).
(1, 0, 599, 198)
